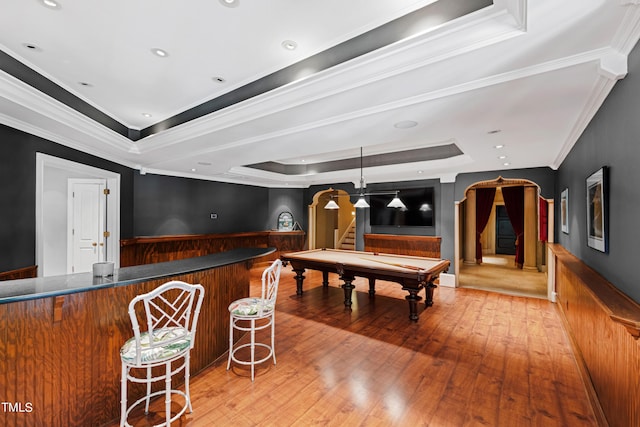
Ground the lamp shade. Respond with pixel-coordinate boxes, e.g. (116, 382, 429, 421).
(386, 194, 406, 209)
(324, 199, 340, 209)
(353, 196, 369, 208)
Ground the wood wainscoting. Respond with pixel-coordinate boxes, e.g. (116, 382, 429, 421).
(120, 230, 305, 267)
(548, 244, 640, 427)
(0, 261, 252, 427)
(364, 233, 441, 258)
(0, 265, 37, 281)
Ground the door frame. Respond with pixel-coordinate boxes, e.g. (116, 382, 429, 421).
(36, 153, 121, 277)
(308, 188, 351, 250)
(454, 176, 554, 299)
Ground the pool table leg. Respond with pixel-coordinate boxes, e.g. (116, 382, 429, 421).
(368, 278, 376, 296)
(405, 290, 422, 321)
(340, 275, 356, 307)
(293, 269, 306, 295)
(425, 282, 437, 307)
(322, 271, 329, 287)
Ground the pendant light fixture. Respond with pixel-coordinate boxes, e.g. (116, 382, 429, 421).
(324, 196, 340, 209)
(323, 147, 406, 209)
(353, 147, 370, 209)
(386, 191, 406, 209)
(353, 196, 370, 208)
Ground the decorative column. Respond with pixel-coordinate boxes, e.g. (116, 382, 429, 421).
(524, 186, 537, 270)
(464, 188, 476, 264)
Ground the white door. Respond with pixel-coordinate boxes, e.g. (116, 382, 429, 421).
(68, 179, 107, 273)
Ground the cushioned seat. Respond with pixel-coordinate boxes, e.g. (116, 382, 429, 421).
(229, 298, 275, 317)
(120, 327, 190, 364)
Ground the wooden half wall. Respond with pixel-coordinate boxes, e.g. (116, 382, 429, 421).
(0, 265, 37, 281)
(548, 244, 640, 427)
(364, 233, 441, 258)
(120, 230, 306, 267)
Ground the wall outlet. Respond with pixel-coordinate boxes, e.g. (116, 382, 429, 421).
(210, 213, 218, 219)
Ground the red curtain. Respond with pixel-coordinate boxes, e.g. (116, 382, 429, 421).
(475, 187, 496, 263)
(539, 197, 548, 242)
(502, 186, 525, 268)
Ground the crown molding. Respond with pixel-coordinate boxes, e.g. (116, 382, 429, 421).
(614, 0, 640, 54)
(552, 74, 618, 169)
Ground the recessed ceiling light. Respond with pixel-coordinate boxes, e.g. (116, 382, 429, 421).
(23, 43, 42, 52)
(191, 168, 197, 172)
(40, 0, 61, 10)
(503, 162, 510, 166)
(151, 48, 168, 58)
(494, 144, 505, 149)
(498, 155, 507, 159)
(394, 120, 418, 129)
(281, 40, 298, 51)
(417, 170, 423, 174)
(219, 0, 239, 7)
(212, 76, 226, 83)
(142, 113, 152, 118)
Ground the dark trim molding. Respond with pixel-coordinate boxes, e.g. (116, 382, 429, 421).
(247, 144, 463, 174)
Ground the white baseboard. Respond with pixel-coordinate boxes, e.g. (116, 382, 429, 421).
(439, 273, 456, 288)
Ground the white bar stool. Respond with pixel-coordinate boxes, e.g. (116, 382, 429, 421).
(120, 280, 205, 427)
(227, 259, 282, 381)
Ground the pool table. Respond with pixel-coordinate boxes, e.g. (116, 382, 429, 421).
(280, 248, 450, 321)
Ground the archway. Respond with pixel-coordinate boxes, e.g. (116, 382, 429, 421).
(308, 188, 355, 250)
(454, 176, 554, 299)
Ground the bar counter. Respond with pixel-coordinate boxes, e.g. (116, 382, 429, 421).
(0, 247, 274, 427)
(0, 247, 273, 304)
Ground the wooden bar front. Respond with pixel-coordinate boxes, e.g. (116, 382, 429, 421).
(0, 257, 258, 427)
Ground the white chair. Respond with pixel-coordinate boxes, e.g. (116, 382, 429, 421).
(120, 281, 205, 427)
(227, 259, 282, 381)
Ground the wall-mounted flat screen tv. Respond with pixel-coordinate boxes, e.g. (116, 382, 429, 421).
(370, 187, 434, 227)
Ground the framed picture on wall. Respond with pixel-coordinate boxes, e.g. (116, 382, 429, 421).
(277, 211, 294, 231)
(561, 188, 569, 234)
(586, 166, 608, 252)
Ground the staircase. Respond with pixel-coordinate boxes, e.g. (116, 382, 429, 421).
(339, 223, 356, 251)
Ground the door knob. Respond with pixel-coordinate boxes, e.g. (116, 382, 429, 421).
(92, 242, 97, 247)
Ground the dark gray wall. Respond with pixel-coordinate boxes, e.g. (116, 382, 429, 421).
(133, 173, 269, 236)
(556, 41, 640, 303)
(0, 124, 135, 272)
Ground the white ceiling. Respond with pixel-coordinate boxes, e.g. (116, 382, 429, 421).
(1, 0, 639, 188)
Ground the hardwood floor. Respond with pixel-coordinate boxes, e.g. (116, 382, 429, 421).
(459, 255, 548, 299)
(113, 266, 598, 427)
